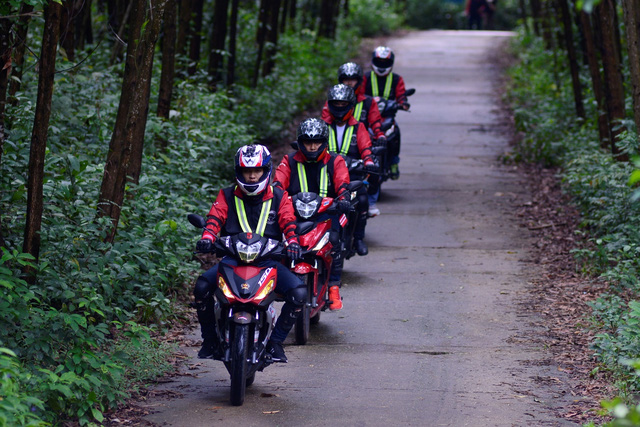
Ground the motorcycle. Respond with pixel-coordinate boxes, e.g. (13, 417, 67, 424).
(372, 87, 416, 183)
(188, 214, 284, 406)
(288, 182, 361, 344)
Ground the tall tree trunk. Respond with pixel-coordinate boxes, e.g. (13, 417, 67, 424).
(530, 0, 542, 36)
(187, 0, 204, 76)
(76, 0, 94, 50)
(0, 14, 13, 150)
(158, 0, 177, 119)
(622, 0, 640, 136)
(176, 0, 192, 58)
(262, 0, 281, 77)
(23, 1, 64, 262)
(208, 0, 230, 90)
(280, 0, 289, 32)
(109, 0, 133, 64)
(7, 4, 34, 101)
(557, 0, 585, 118)
(253, 0, 269, 87)
(580, 11, 610, 148)
(98, 0, 169, 242)
(60, 1, 77, 62)
(227, 0, 239, 87)
(597, 0, 627, 160)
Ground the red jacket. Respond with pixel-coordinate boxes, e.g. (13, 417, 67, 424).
(273, 151, 350, 199)
(321, 85, 384, 139)
(363, 71, 408, 106)
(201, 185, 298, 245)
(323, 115, 374, 162)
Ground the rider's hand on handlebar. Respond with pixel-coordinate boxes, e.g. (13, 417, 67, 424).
(287, 242, 303, 261)
(336, 199, 351, 214)
(364, 158, 380, 173)
(374, 136, 387, 147)
(196, 238, 214, 253)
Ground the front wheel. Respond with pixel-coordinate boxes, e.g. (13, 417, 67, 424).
(294, 303, 310, 345)
(230, 324, 250, 406)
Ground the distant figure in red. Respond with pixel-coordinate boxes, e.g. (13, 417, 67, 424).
(465, 0, 489, 30)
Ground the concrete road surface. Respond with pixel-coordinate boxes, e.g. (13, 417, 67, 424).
(142, 30, 578, 427)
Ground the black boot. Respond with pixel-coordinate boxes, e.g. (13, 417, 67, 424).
(195, 301, 221, 359)
(266, 340, 287, 363)
(354, 239, 368, 256)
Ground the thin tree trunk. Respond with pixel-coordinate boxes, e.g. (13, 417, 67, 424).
(208, 0, 230, 90)
(227, 0, 239, 87)
(280, 0, 289, 32)
(98, 0, 168, 242)
(23, 1, 64, 262)
(176, 0, 192, 58)
(597, 0, 627, 160)
(262, 0, 281, 77)
(0, 15, 13, 150)
(8, 3, 34, 101)
(158, 0, 177, 119)
(622, 0, 640, 136)
(60, 1, 77, 62)
(253, 0, 269, 87)
(557, 0, 585, 118)
(530, 0, 542, 36)
(187, 0, 204, 75)
(110, 0, 133, 64)
(580, 11, 610, 148)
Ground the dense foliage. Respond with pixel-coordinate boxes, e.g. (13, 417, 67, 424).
(0, 1, 381, 424)
(507, 29, 640, 424)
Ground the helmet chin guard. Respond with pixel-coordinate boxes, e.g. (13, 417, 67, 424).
(327, 84, 356, 121)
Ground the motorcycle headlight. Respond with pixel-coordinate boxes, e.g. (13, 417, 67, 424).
(254, 278, 275, 302)
(218, 276, 235, 300)
(312, 232, 330, 251)
(236, 241, 262, 263)
(295, 199, 318, 219)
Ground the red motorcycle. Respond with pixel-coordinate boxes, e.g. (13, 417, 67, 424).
(188, 214, 284, 406)
(289, 182, 362, 344)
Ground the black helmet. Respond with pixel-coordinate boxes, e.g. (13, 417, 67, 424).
(234, 144, 272, 196)
(327, 84, 356, 121)
(372, 46, 394, 76)
(338, 62, 363, 90)
(296, 118, 329, 162)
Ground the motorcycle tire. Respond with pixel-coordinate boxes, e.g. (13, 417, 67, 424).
(229, 323, 250, 406)
(310, 311, 321, 325)
(294, 301, 311, 345)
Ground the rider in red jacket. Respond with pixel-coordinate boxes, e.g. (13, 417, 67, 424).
(363, 46, 410, 180)
(323, 84, 379, 259)
(193, 144, 306, 363)
(274, 118, 351, 310)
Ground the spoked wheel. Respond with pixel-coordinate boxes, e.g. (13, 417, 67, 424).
(229, 324, 249, 406)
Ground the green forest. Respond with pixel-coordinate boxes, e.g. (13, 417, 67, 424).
(8, 0, 640, 425)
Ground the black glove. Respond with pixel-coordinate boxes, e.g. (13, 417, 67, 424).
(196, 238, 213, 253)
(335, 199, 351, 214)
(401, 102, 411, 111)
(287, 242, 302, 261)
(374, 136, 387, 146)
(364, 158, 380, 172)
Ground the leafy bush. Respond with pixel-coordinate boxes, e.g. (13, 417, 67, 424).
(507, 27, 640, 410)
(0, 2, 360, 424)
(346, 0, 404, 37)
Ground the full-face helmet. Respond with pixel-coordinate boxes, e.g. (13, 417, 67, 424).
(296, 118, 329, 162)
(338, 62, 363, 90)
(327, 84, 356, 122)
(371, 46, 394, 76)
(234, 144, 272, 196)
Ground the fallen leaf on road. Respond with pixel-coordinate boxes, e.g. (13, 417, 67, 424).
(263, 410, 281, 414)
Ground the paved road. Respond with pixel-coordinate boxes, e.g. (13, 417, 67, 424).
(143, 30, 577, 427)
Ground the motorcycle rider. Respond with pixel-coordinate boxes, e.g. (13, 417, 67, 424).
(322, 62, 386, 216)
(193, 144, 306, 363)
(323, 83, 378, 257)
(273, 118, 351, 310)
(363, 46, 410, 180)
